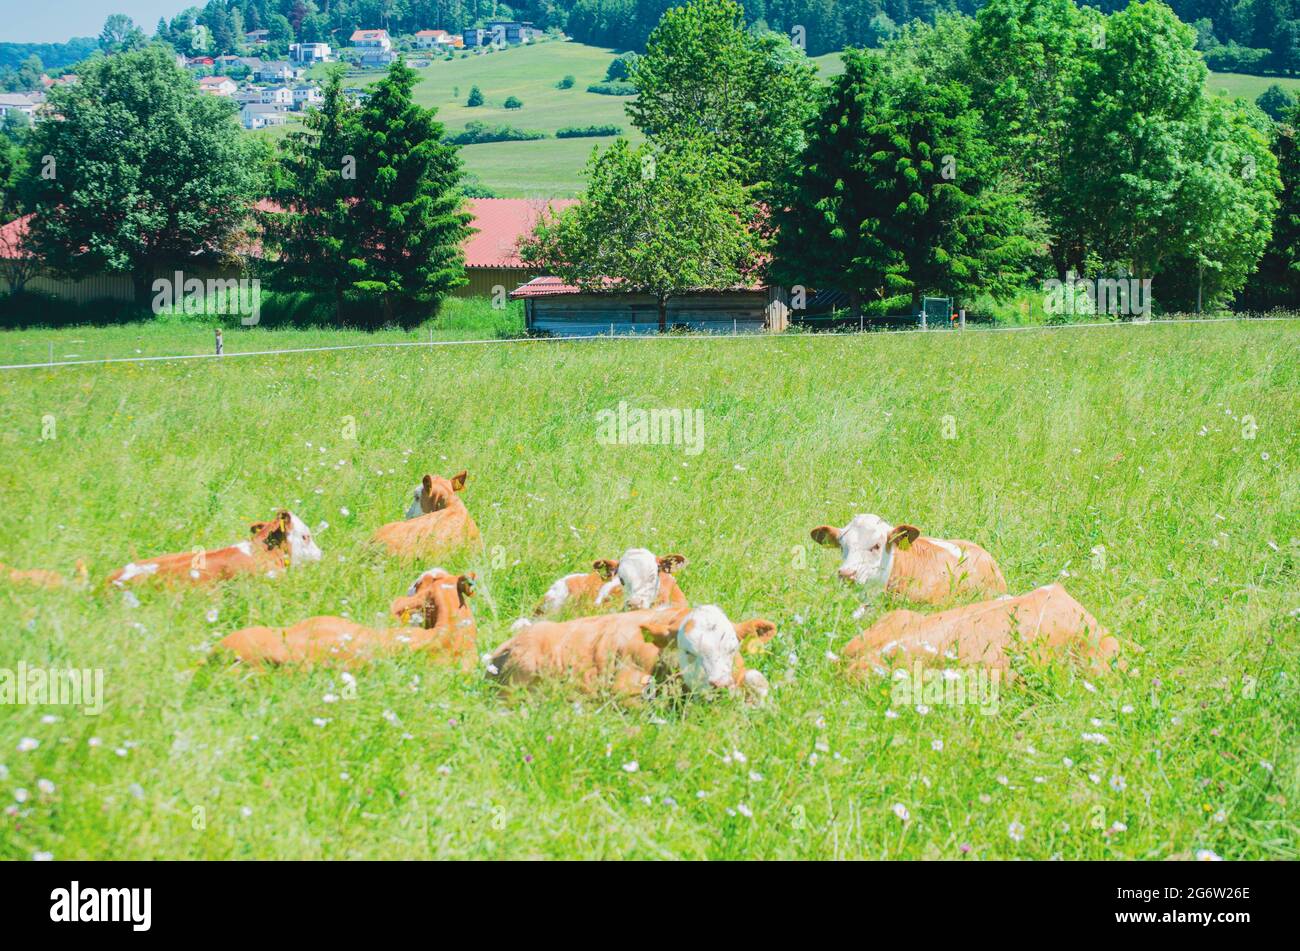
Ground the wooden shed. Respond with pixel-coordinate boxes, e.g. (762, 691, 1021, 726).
(511, 277, 790, 335)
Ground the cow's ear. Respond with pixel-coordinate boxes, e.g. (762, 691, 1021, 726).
(887, 524, 921, 550)
(658, 553, 687, 574)
(810, 525, 841, 547)
(458, 573, 476, 598)
(735, 618, 778, 647)
(421, 474, 434, 493)
(640, 620, 675, 649)
(593, 559, 619, 580)
(249, 521, 270, 536)
(450, 470, 468, 492)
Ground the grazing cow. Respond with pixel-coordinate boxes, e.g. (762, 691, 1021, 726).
(221, 572, 478, 669)
(0, 560, 86, 589)
(486, 604, 776, 701)
(373, 470, 479, 559)
(843, 583, 1119, 678)
(811, 514, 1007, 604)
(530, 549, 688, 618)
(105, 511, 321, 587)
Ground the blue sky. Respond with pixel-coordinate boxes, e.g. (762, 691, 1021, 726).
(6, 2, 181, 43)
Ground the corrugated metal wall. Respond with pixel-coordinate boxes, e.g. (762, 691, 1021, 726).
(456, 267, 535, 299)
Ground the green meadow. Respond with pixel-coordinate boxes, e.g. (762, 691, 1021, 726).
(0, 319, 1295, 859)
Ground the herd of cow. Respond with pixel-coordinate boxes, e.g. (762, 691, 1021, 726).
(2, 468, 1123, 702)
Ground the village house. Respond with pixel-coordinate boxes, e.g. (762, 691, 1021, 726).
(289, 42, 332, 64)
(0, 93, 40, 120)
(259, 86, 295, 108)
(350, 28, 398, 66)
(292, 84, 323, 110)
(256, 61, 302, 83)
(241, 102, 288, 130)
(413, 29, 458, 49)
(244, 29, 270, 45)
(198, 75, 237, 97)
(185, 56, 216, 71)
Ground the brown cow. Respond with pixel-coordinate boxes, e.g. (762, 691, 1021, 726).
(843, 583, 1120, 678)
(372, 470, 479, 559)
(221, 572, 478, 670)
(529, 548, 688, 619)
(811, 514, 1007, 604)
(105, 511, 321, 587)
(487, 604, 776, 701)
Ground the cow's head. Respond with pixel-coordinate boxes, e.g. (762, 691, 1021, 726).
(811, 515, 919, 586)
(594, 550, 686, 607)
(392, 568, 476, 626)
(642, 606, 776, 693)
(250, 510, 322, 565)
(417, 470, 468, 513)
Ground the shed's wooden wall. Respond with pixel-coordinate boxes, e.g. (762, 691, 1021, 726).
(526, 289, 787, 336)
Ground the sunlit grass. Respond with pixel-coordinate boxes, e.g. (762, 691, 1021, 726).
(0, 321, 1296, 858)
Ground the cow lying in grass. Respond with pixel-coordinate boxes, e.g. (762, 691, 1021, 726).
(487, 604, 776, 701)
(843, 583, 1120, 678)
(530, 548, 688, 619)
(811, 514, 1007, 604)
(105, 510, 321, 587)
(1, 560, 86, 589)
(221, 572, 478, 669)
(373, 470, 479, 559)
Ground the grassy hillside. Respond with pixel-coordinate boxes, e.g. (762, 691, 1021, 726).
(347, 40, 643, 197)
(0, 320, 1296, 859)
(1206, 71, 1300, 102)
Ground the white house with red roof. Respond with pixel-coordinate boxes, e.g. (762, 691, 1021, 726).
(414, 29, 457, 49)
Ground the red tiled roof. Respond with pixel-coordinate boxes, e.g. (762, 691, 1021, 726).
(0, 213, 30, 259)
(462, 197, 576, 269)
(1, 197, 576, 266)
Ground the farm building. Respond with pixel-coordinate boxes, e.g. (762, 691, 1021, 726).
(0, 198, 576, 304)
(511, 277, 791, 335)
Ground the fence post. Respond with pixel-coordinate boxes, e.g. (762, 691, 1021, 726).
(733, 318, 737, 335)
(921, 310, 927, 331)
(960, 308, 966, 330)
(215, 328, 223, 356)
(48, 341, 54, 366)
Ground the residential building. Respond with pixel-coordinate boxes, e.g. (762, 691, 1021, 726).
(198, 75, 237, 96)
(289, 42, 332, 63)
(259, 86, 294, 108)
(292, 84, 323, 109)
(413, 29, 456, 49)
(245, 29, 269, 45)
(240, 103, 288, 130)
(350, 29, 392, 50)
(0, 93, 39, 120)
(256, 61, 301, 83)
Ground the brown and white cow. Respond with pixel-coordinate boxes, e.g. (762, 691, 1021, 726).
(486, 604, 776, 701)
(105, 510, 321, 587)
(842, 583, 1119, 678)
(373, 470, 479, 559)
(0, 560, 87, 589)
(811, 514, 1007, 604)
(529, 548, 688, 619)
(221, 571, 479, 670)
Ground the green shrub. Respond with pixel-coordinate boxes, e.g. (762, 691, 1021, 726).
(467, 85, 484, 106)
(586, 81, 637, 96)
(447, 121, 547, 145)
(556, 75, 575, 89)
(556, 124, 623, 138)
(503, 95, 523, 109)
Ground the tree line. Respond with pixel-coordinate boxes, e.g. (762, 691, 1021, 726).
(112, 0, 1300, 73)
(524, 0, 1299, 315)
(4, 0, 1300, 324)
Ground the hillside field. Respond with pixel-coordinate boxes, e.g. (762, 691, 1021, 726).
(0, 319, 1296, 859)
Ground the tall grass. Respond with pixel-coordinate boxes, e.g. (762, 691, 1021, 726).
(0, 321, 1295, 859)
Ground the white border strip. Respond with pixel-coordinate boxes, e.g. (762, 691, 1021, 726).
(1, 314, 1294, 372)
